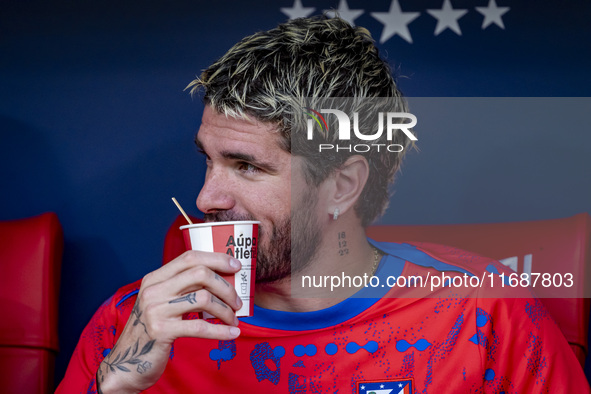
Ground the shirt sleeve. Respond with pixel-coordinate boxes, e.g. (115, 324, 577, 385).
(55, 294, 124, 394)
(477, 295, 590, 393)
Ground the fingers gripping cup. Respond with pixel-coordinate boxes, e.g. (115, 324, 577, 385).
(180, 221, 259, 317)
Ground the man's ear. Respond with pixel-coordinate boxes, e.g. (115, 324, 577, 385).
(328, 155, 369, 218)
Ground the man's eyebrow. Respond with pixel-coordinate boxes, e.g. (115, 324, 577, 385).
(220, 151, 277, 172)
(220, 150, 278, 172)
(194, 137, 205, 153)
(196, 136, 277, 172)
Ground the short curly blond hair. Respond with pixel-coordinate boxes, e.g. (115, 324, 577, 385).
(188, 16, 413, 226)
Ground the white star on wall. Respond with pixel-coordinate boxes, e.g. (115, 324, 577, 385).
(371, 0, 420, 44)
(476, 0, 510, 29)
(281, 0, 316, 20)
(324, 0, 364, 26)
(427, 0, 468, 36)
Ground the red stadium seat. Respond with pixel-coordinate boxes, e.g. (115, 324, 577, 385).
(0, 212, 64, 393)
(162, 214, 201, 265)
(162, 213, 591, 365)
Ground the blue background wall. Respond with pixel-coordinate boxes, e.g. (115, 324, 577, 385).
(1, 0, 590, 387)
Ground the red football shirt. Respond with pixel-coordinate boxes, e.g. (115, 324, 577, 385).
(57, 241, 590, 393)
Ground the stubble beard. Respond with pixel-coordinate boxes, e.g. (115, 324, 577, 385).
(203, 192, 321, 284)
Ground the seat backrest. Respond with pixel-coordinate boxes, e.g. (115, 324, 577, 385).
(162, 214, 201, 265)
(0, 212, 64, 392)
(367, 213, 591, 365)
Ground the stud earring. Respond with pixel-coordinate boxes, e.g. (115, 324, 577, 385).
(333, 208, 340, 221)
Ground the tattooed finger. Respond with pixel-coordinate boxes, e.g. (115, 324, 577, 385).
(210, 294, 229, 309)
(169, 292, 197, 305)
(214, 273, 231, 287)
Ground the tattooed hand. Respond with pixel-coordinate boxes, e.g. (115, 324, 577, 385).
(97, 250, 243, 393)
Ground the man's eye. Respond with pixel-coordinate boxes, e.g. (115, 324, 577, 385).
(198, 149, 211, 163)
(238, 162, 260, 173)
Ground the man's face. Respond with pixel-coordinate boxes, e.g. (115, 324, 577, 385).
(196, 106, 322, 283)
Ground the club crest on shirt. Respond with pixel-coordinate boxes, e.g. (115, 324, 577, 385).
(357, 378, 413, 394)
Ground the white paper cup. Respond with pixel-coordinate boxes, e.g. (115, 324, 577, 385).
(180, 221, 259, 317)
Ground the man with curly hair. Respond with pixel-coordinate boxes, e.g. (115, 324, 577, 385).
(58, 16, 589, 393)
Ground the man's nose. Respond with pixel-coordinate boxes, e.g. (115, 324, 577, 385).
(196, 169, 235, 214)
